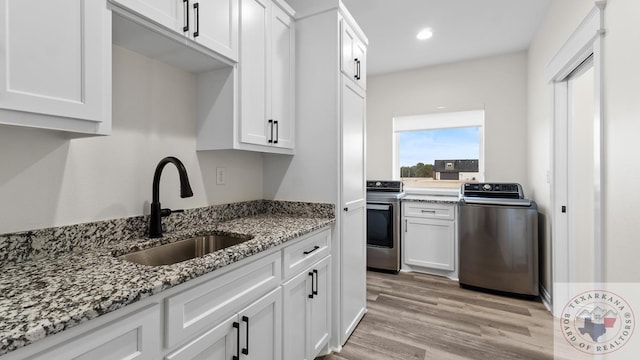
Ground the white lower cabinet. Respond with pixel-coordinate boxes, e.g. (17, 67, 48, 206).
(402, 201, 458, 278)
(166, 288, 282, 360)
(3, 227, 333, 360)
(283, 255, 331, 360)
(26, 304, 161, 360)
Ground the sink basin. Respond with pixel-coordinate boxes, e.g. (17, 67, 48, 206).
(119, 233, 254, 266)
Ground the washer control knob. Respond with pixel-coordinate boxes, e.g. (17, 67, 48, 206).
(483, 184, 492, 191)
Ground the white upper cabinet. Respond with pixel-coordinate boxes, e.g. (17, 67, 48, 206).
(340, 19, 366, 90)
(238, 0, 294, 152)
(192, 0, 239, 61)
(0, 0, 111, 135)
(110, 0, 239, 61)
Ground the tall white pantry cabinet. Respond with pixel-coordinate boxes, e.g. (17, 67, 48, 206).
(263, 0, 368, 350)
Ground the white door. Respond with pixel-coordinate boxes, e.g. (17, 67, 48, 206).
(309, 256, 331, 358)
(567, 63, 596, 283)
(340, 78, 366, 344)
(270, 3, 294, 149)
(340, 20, 356, 80)
(111, 0, 183, 32)
(165, 315, 236, 360)
(239, 0, 269, 145)
(0, 0, 108, 122)
(239, 287, 282, 360)
(191, 0, 238, 60)
(282, 269, 311, 360)
(404, 218, 455, 271)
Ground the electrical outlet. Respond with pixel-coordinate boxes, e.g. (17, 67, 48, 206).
(216, 167, 226, 185)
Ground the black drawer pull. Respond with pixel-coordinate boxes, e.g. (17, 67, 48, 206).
(303, 245, 320, 255)
(183, 0, 189, 32)
(308, 271, 314, 298)
(312, 269, 319, 296)
(193, 2, 200, 37)
(241, 316, 249, 355)
(232, 321, 240, 360)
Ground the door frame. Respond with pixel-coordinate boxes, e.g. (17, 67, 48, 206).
(546, 2, 606, 317)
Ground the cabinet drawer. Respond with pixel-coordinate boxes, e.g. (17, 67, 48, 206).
(165, 252, 281, 348)
(282, 228, 331, 280)
(403, 202, 456, 220)
(29, 304, 161, 360)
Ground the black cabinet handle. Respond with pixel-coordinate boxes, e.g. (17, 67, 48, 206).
(303, 245, 320, 255)
(183, 0, 189, 32)
(354, 58, 358, 79)
(241, 316, 249, 355)
(232, 321, 240, 360)
(312, 269, 319, 296)
(268, 119, 273, 143)
(355, 59, 361, 80)
(193, 2, 199, 37)
(308, 271, 314, 298)
(273, 120, 279, 144)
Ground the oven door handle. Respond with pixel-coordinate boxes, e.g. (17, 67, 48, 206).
(367, 204, 392, 211)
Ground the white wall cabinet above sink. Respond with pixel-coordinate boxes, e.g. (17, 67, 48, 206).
(110, 0, 239, 63)
(0, 0, 111, 135)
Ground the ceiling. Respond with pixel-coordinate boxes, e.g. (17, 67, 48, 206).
(340, 0, 552, 75)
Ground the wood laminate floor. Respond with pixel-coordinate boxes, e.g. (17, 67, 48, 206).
(317, 271, 565, 360)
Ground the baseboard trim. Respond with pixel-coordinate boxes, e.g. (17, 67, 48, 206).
(539, 285, 552, 313)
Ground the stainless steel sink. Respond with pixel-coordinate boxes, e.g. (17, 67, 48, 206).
(119, 233, 254, 266)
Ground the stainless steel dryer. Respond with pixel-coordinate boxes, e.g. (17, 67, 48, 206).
(458, 183, 538, 296)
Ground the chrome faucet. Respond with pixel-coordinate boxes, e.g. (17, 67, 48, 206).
(149, 156, 194, 238)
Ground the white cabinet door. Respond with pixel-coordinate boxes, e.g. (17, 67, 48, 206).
(340, 19, 366, 90)
(110, 0, 184, 32)
(239, 287, 282, 360)
(239, 0, 269, 145)
(269, 3, 294, 149)
(0, 0, 111, 134)
(282, 255, 331, 360)
(239, 0, 294, 151)
(404, 217, 455, 271)
(340, 77, 366, 344)
(165, 315, 236, 360)
(309, 256, 331, 358)
(282, 267, 311, 360)
(191, 0, 238, 60)
(29, 304, 161, 360)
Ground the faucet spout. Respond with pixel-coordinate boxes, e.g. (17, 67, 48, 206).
(149, 156, 194, 238)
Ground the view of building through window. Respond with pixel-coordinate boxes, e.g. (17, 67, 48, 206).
(399, 127, 480, 188)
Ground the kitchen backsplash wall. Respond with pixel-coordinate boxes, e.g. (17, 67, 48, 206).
(0, 200, 335, 264)
(0, 46, 264, 234)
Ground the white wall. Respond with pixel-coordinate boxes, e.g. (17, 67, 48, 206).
(528, 0, 640, 285)
(0, 46, 263, 234)
(527, 0, 595, 295)
(366, 52, 528, 185)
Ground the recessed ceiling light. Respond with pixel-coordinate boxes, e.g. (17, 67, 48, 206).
(416, 28, 433, 40)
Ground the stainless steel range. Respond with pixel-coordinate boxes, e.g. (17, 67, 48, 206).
(366, 180, 405, 272)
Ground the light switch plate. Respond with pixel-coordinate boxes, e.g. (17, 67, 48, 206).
(216, 167, 226, 185)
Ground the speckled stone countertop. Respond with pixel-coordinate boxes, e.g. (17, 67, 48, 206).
(402, 194, 460, 204)
(0, 200, 334, 356)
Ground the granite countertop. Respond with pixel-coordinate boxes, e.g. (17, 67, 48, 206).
(0, 203, 334, 356)
(402, 194, 460, 204)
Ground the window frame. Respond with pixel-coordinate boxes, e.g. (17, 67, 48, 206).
(392, 110, 485, 184)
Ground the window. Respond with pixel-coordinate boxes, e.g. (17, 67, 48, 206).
(393, 110, 484, 189)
